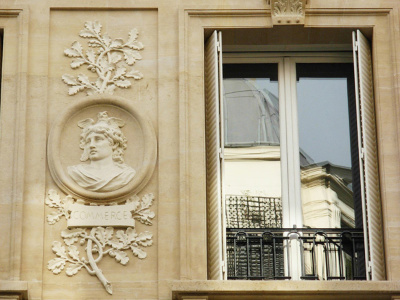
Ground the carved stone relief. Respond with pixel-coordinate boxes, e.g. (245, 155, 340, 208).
(268, 0, 307, 25)
(62, 21, 144, 96)
(47, 20, 157, 294)
(47, 97, 157, 293)
(46, 190, 155, 294)
(67, 111, 136, 192)
(48, 96, 157, 202)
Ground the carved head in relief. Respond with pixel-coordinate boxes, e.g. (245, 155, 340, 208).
(79, 111, 128, 164)
(67, 111, 136, 192)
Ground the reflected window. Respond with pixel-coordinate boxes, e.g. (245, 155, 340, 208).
(223, 63, 285, 280)
(205, 29, 383, 282)
(223, 64, 279, 147)
(221, 60, 366, 281)
(222, 63, 362, 231)
(296, 63, 362, 230)
(223, 63, 282, 212)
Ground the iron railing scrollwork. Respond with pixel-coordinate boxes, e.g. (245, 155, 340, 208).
(226, 228, 366, 281)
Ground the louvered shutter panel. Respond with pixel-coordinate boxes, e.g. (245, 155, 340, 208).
(353, 30, 385, 280)
(205, 31, 225, 280)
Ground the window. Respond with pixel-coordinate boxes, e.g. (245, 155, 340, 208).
(205, 30, 385, 281)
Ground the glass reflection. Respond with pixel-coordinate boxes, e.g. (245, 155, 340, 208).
(223, 64, 281, 229)
(296, 63, 360, 230)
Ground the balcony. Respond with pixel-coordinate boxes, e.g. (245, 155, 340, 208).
(226, 228, 366, 281)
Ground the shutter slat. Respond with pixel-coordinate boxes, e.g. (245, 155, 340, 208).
(353, 30, 385, 280)
(205, 31, 224, 280)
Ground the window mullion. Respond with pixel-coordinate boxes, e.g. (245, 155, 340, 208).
(279, 58, 290, 229)
(283, 58, 303, 228)
(282, 58, 304, 280)
(279, 58, 292, 279)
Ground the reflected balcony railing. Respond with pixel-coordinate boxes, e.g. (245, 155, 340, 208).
(225, 195, 283, 229)
(226, 228, 366, 281)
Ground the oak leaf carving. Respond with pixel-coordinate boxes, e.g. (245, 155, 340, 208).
(62, 21, 144, 96)
(46, 191, 155, 294)
(66, 263, 84, 276)
(48, 257, 66, 274)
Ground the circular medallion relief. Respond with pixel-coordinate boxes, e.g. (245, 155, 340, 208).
(48, 96, 157, 203)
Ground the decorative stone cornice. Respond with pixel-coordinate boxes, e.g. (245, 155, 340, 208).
(267, 0, 307, 25)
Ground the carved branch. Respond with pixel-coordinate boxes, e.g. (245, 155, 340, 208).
(46, 190, 155, 294)
(86, 229, 112, 294)
(62, 21, 144, 96)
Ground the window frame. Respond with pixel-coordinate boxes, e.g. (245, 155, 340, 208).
(222, 54, 358, 280)
(205, 30, 384, 281)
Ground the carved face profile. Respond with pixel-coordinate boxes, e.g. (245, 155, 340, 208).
(67, 111, 136, 192)
(85, 132, 114, 161)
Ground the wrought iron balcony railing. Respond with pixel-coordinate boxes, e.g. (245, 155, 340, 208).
(226, 228, 366, 281)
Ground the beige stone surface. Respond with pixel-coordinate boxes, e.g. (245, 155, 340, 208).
(172, 280, 400, 300)
(44, 8, 159, 299)
(0, 281, 27, 300)
(0, 0, 400, 299)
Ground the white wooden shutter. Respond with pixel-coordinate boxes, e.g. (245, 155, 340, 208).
(353, 30, 385, 280)
(205, 31, 225, 280)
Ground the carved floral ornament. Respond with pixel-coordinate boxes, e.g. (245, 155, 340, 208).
(47, 103, 157, 294)
(267, 0, 307, 25)
(46, 190, 155, 295)
(62, 21, 144, 96)
(50, 62, 156, 295)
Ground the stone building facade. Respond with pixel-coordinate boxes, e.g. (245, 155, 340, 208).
(1, 0, 400, 299)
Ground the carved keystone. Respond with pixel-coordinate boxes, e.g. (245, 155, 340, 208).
(268, 0, 307, 25)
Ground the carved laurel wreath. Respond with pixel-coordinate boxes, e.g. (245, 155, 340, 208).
(46, 190, 155, 294)
(62, 21, 144, 96)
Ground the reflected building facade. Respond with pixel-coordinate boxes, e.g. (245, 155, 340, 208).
(223, 67, 363, 280)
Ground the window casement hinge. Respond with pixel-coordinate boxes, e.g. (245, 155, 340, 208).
(219, 147, 224, 159)
(360, 147, 365, 160)
(217, 41, 222, 53)
(221, 260, 226, 274)
(353, 40, 359, 51)
(367, 261, 373, 274)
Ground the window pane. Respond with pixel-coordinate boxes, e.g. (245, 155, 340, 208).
(223, 64, 281, 229)
(224, 78, 279, 146)
(296, 63, 361, 229)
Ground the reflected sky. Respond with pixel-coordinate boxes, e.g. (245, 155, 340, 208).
(223, 70, 352, 168)
(297, 77, 351, 167)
